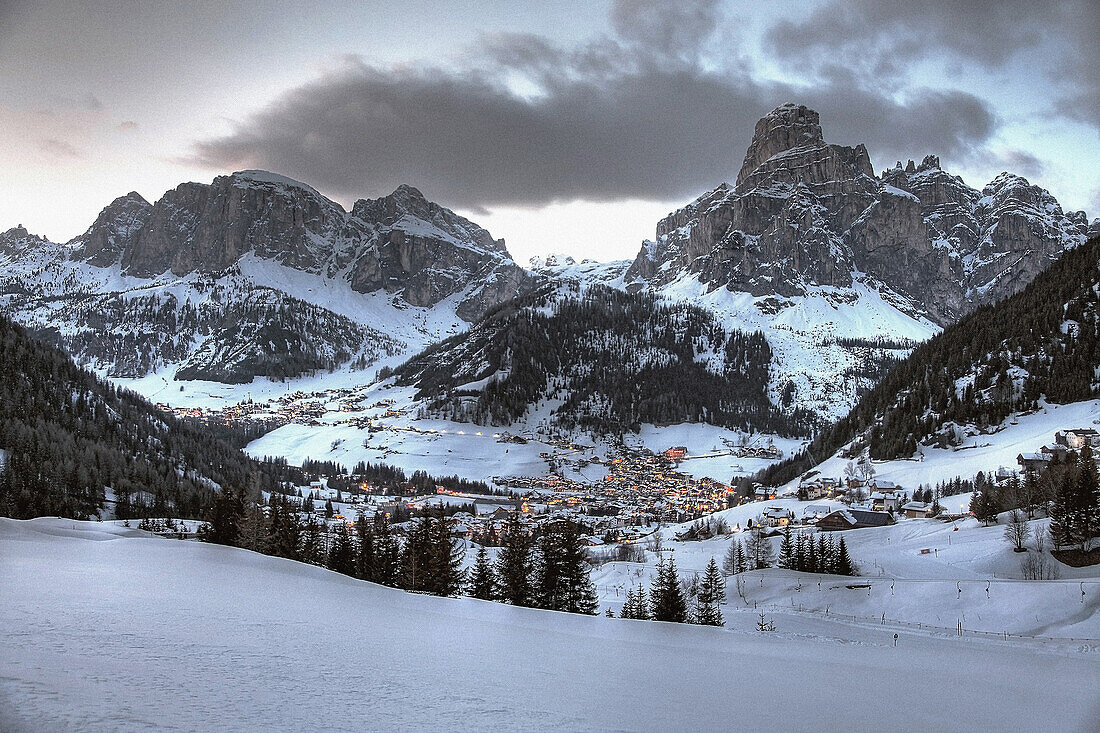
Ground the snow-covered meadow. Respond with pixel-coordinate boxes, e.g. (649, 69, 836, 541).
(2, 517, 1098, 732)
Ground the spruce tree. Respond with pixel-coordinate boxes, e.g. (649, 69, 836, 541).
(327, 522, 356, 576)
(694, 558, 725, 626)
(430, 512, 465, 596)
(468, 544, 496, 600)
(496, 511, 534, 606)
(834, 536, 855, 576)
(533, 518, 597, 614)
(1073, 445, 1100, 549)
(745, 526, 773, 570)
(633, 585, 650, 620)
(300, 516, 323, 565)
(371, 513, 401, 586)
(355, 516, 375, 581)
(721, 539, 739, 576)
(794, 534, 808, 572)
(778, 526, 794, 569)
(821, 533, 836, 574)
(650, 556, 687, 623)
(401, 516, 433, 592)
(620, 587, 634, 619)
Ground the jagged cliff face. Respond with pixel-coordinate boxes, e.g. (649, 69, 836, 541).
(627, 104, 1092, 326)
(66, 171, 529, 319)
(0, 172, 532, 384)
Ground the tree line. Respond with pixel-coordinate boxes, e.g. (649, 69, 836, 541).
(200, 496, 601, 616)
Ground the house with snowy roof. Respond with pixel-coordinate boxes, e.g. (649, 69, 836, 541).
(762, 507, 795, 527)
(1056, 429, 1100, 449)
(1017, 452, 1053, 472)
(901, 501, 932, 518)
(816, 508, 896, 531)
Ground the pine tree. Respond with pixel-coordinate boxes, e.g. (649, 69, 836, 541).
(371, 513, 401, 586)
(496, 512, 534, 607)
(650, 556, 687, 623)
(693, 558, 725, 626)
(468, 544, 496, 600)
(633, 585, 650, 620)
(326, 522, 356, 576)
(834, 537, 855, 576)
(734, 539, 747, 574)
(721, 539, 739, 576)
(778, 526, 794, 569)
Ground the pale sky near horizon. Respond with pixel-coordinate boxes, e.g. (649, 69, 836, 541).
(1, 0, 1098, 264)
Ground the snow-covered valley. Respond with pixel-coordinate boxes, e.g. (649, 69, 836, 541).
(2, 517, 1097, 733)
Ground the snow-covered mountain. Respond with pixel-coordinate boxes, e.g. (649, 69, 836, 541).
(611, 104, 1094, 421)
(0, 172, 533, 383)
(625, 104, 1093, 326)
(397, 106, 1093, 429)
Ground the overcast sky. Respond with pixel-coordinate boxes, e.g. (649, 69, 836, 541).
(2, 0, 1098, 263)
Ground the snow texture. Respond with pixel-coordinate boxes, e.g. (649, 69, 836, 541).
(1, 517, 1098, 732)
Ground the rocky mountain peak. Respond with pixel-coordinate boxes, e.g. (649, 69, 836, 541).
(627, 105, 1089, 327)
(917, 154, 941, 172)
(351, 185, 507, 256)
(734, 105, 874, 198)
(736, 104, 824, 188)
(69, 191, 154, 267)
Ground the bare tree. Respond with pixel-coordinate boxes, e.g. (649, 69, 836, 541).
(1004, 509, 1031, 552)
(1020, 524, 1059, 580)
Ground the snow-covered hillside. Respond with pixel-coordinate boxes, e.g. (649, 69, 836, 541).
(794, 398, 1100, 494)
(2, 517, 1097, 732)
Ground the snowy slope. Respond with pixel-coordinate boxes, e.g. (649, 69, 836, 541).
(2, 517, 1098, 733)
(794, 398, 1100, 494)
(659, 273, 937, 420)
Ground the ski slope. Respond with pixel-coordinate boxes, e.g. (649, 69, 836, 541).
(2, 518, 1098, 732)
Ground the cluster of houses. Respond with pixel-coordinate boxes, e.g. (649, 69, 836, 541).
(157, 388, 352, 430)
(1017, 428, 1100, 473)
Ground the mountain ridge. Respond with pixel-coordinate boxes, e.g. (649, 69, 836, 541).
(0, 172, 534, 383)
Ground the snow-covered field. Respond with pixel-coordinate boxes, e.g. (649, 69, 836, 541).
(594, 500, 1100, 639)
(241, 381, 801, 486)
(2, 518, 1098, 732)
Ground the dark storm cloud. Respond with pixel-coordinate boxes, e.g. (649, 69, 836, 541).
(190, 0, 1000, 208)
(766, 0, 1100, 128)
(610, 0, 722, 57)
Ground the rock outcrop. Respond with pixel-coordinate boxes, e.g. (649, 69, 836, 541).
(627, 105, 1092, 325)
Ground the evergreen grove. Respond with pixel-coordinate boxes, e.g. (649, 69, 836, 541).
(200, 494, 601, 616)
